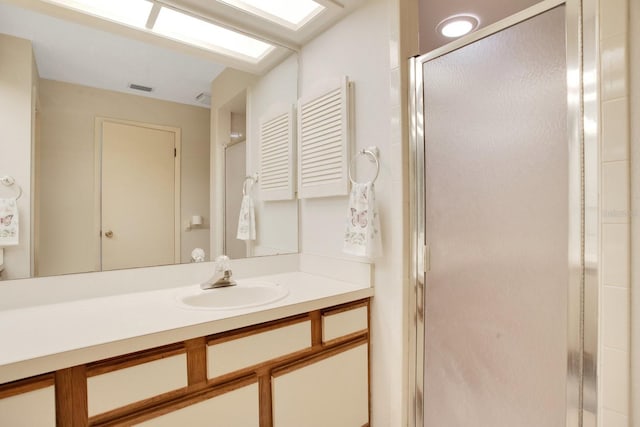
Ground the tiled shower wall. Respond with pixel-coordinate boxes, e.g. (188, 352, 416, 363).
(599, 0, 631, 424)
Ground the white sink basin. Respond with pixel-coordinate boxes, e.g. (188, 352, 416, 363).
(175, 281, 288, 310)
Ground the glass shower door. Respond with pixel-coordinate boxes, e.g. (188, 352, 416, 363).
(418, 6, 570, 426)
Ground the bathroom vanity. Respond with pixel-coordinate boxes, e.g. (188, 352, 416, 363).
(0, 266, 373, 427)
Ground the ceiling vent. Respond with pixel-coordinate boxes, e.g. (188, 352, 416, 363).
(196, 92, 212, 105)
(128, 83, 153, 92)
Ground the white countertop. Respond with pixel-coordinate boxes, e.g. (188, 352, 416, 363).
(0, 271, 373, 384)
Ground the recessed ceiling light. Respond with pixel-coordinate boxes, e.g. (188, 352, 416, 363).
(436, 14, 480, 38)
(218, 0, 324, 30)
(45, 0, 153, 28)
(153, 7, 274, 61)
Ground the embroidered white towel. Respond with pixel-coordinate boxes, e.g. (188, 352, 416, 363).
(0, 198, 19, 246)
(343, 182, 382, 257)
(236, 195, 256, 241)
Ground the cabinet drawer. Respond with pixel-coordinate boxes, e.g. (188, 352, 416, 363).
(322, 304, 368, 343)
(0, 385, 56, 427)
(88, 353, 188, 416)
(207, 319, 311, 379)
(134, 382, 259, 427)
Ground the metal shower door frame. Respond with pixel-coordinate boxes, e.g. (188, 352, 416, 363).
(407, 0, 599, 425)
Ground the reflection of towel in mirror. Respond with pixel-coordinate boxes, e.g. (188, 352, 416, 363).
(0, 198, 18, 246)
(236, 195, 256, 241)
(343, 182, 382, 258)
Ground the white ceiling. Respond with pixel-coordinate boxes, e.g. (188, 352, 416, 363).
(419, 0, 544, 53)
(0, 1, 226, 107)
(0, 0, 545, 107)
(0, 0, 363, 108)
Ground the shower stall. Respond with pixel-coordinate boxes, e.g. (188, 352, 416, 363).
(409, 0, 598, 425)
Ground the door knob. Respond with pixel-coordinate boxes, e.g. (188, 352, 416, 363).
(104, 230, 114, 238)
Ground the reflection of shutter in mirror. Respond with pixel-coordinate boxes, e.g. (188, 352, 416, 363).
(259, 107, 296, 201)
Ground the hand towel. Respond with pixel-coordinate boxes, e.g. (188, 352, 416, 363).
(236, 195, 256, 241)
(0, 198, 18, 246)
(343, 182, 382, 257)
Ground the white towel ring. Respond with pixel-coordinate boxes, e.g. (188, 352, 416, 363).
(348, 147, 380, 185)
(242, 174, 259, 196)
(0, 176, 22, 200)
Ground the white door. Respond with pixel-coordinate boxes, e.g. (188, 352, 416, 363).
(100, 120, 179, 271)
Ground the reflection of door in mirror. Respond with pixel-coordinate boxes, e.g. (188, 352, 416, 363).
(224, 140, 246, 259)
(99, 119, 180, 271)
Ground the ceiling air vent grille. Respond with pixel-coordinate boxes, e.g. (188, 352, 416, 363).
(297, 76, 351, 199)
(128, 83, 153, 92)
(259, 107, 296, 201)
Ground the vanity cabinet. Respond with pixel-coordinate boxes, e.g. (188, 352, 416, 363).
(0, 299, 370, 427)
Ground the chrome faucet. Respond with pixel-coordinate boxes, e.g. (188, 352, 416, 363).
(200, 255, 237, 290)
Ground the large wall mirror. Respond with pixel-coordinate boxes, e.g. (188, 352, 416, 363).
(0, 0, 299, 280)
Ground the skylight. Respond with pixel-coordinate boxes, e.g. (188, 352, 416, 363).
(42, 0, 275, 63)
(45, 0, 153, 28)
(218, 0, 325, 29)
(153, 7, 273, 61)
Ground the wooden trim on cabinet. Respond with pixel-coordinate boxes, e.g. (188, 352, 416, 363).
(310, 310, 322, 348)
(206, 313, 309, 345)
(323, 329, 370, 348)
(0, 373, 55, 399)
(56, 366, 88, 427)
(271, 336, 368, 378)
(91, 374, 258, 426)
(257, 368, 273, 427)
(367, 296, 372, 425)
(321, 298, 369, 316)
(88, 386, 189, 426)
(86, 342, 185, 377)
(206, 328, 369, 387)
(185, 337, 207, 386)
(206, 346, 314, 386)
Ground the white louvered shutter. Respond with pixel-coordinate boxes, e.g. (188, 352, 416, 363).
(259, 106, 296, 201)
(297, 76, 351, 198)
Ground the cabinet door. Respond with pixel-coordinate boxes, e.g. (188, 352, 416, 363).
(134, 383, 259, 427)
(272, 343, 368, 427)
(0, 386, 56, 427)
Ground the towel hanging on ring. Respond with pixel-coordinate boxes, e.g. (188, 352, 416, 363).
(0, 198, 19, 247)
(343, 181, 382, 258)
(237, 175, 257, 241)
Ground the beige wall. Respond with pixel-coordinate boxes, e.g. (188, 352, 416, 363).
(36, 80, 210, 277)
(0, 34, 37, 280)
